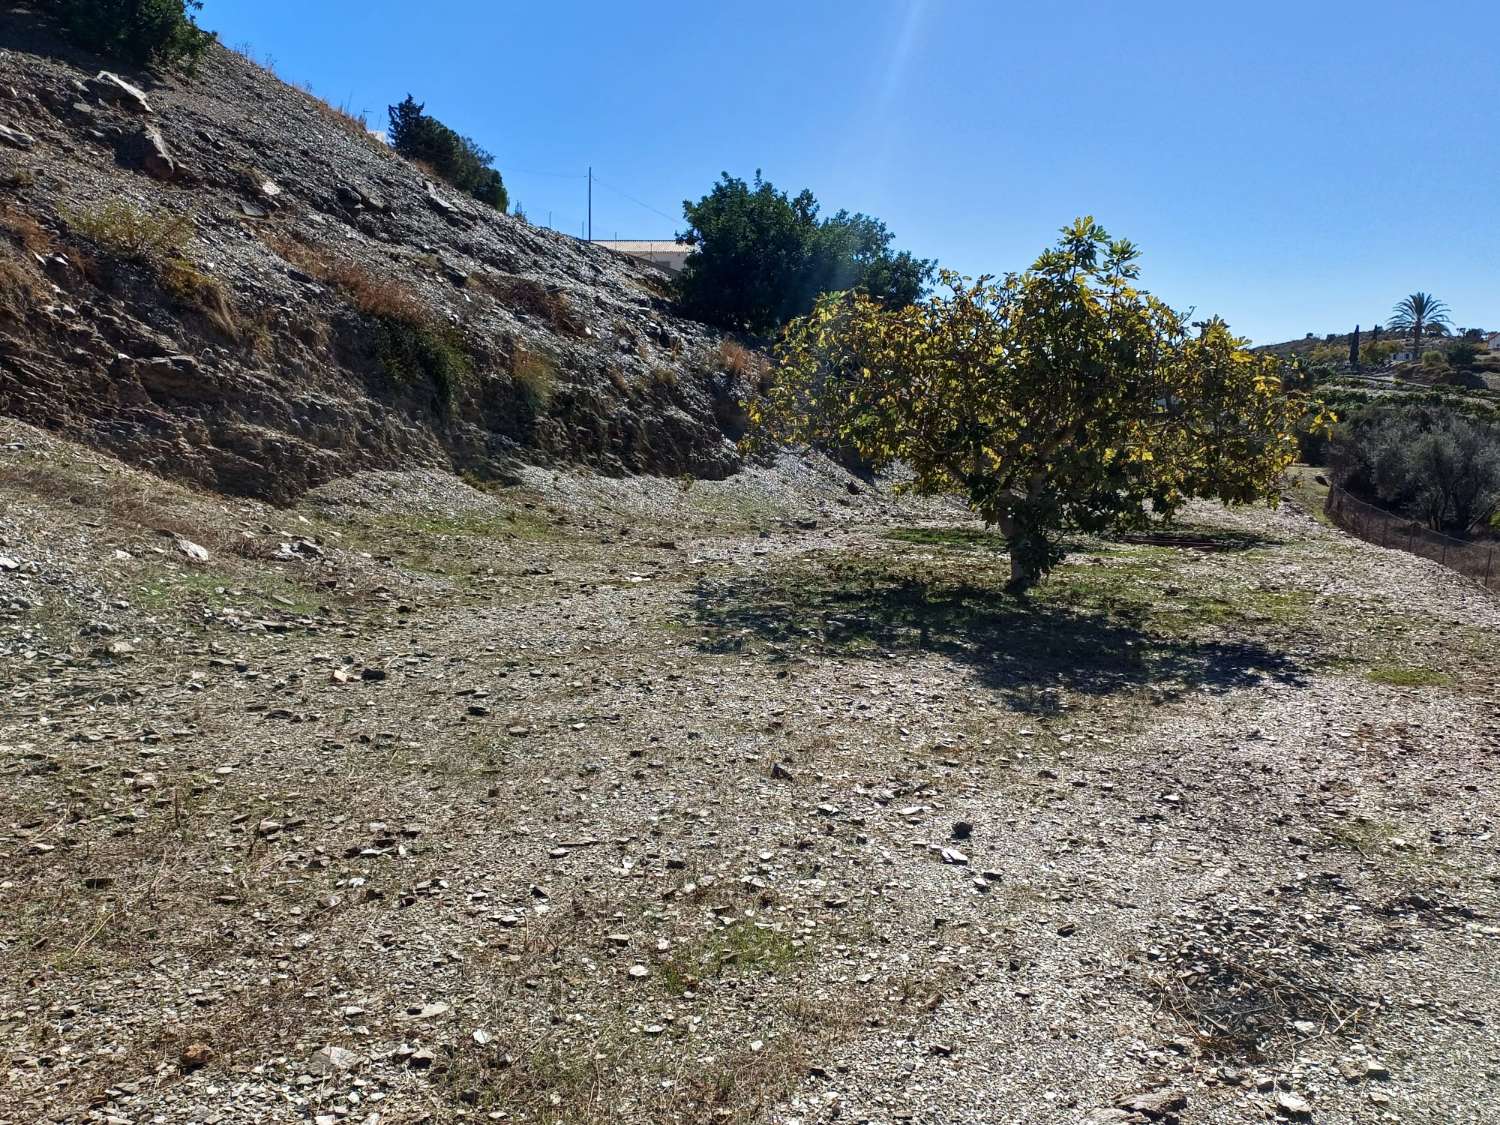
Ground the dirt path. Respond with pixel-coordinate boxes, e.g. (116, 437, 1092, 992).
(2, 422, 1497, 1124)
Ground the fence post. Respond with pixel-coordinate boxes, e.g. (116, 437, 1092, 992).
(1487, 548, 1494, 588)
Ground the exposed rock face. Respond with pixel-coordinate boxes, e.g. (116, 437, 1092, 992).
(0, 12, 746, 502)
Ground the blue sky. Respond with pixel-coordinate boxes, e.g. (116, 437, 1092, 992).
(198, 0, 1498, 344)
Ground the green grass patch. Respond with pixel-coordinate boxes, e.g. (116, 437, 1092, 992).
(886, 525, 1009, 551)
(132, 567, 324, 616)
(659, 922, 803, 997)
(1365, 663, 1453, 688)
(374, 318, 472, 411)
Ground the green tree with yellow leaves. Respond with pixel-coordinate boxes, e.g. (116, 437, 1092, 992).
(751, 218, 1328, 592)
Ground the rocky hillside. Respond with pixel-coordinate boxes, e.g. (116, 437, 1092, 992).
(0, 7, 747, 502)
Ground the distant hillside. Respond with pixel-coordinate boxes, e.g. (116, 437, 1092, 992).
(1257, 326, 1494, 361)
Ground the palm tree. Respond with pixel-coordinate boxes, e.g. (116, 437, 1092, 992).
(1388, 292, 1451, 360)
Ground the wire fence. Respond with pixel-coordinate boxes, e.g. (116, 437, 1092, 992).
(1325, 485, 1499, 591)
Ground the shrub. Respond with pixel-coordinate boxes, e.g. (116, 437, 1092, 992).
(388, 96, 508, 211)
(374, 320, 471, 410)
(1445, 340, 1481, 372)
(55, 0, 216, 72)
(66, 199, 193, 263)
(1331, 404, 1500, 535)
(676, 171, 933, 333)
(66, 199, 236, 335)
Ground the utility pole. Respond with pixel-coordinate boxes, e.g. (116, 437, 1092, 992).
(587, 166, 592, 242)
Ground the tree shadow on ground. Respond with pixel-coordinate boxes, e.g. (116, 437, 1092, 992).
(691, 570, 1306, 713)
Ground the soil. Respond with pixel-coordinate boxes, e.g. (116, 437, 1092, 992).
(2, 416, 1497, 1125)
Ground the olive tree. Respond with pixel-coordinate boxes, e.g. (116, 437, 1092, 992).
(751, 218, 1325, 592)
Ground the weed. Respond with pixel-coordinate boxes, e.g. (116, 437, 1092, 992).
(659, 920, 803, 996)
(649, 365, 678, 388)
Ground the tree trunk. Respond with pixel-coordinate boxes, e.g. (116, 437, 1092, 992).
(994, 512, 1037, 595)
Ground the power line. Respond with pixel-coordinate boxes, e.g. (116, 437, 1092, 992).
(504, 165, 680, 237)
(592, 175, 680, 227)
(505, 167, 586, 180)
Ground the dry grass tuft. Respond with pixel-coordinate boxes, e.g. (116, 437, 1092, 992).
(474, 273, 586, 337)
(266, 231, 429, 326)
(296, 82, 381, 146)
(512, 346, 559, 412)
(0, 203, 53, 258)
(719, 339, 772, 393)
(0, 249, 45, 325)
(0, 205, 51, 323)
(161, 258, 239, 339)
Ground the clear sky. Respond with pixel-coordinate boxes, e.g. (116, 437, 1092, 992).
(197, 0, 1498, 344)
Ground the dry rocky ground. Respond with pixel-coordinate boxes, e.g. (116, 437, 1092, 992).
(2, 417, 1498, 1125)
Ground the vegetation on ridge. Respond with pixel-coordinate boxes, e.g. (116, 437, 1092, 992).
(55, 0, 216, 71)
(676, 171, 932, 334)
(388, 95, 509, 212)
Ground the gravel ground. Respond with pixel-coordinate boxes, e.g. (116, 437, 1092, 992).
(1, 417, 1497, 1125)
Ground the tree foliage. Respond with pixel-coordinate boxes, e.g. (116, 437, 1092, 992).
(676, 172, 932, 334)
(55, 0, 216, 71)
(1332, 404, 1500, 536)
(751, 218, 1326, 591)
(387, 96, 508, 211)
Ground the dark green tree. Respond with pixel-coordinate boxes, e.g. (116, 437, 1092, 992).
(55, 0, 216, 71)
(676, 171, 933, 333)
(387, 95, 508, 211)
(1349, 325, 1360, 370)
(1445, 340, 1481, 372)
